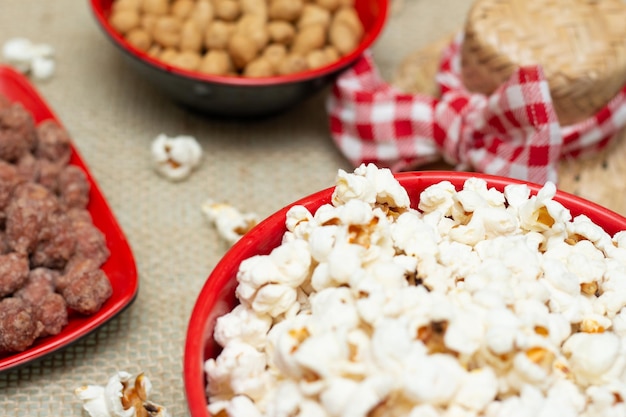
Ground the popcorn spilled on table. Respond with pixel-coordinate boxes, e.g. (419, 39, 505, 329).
(201, 200, 259, 247)
(75, 371, 170, 417)
(204, 163, 626, 417)
(151, 133, 203, 182)
(2, 37, 55, 80)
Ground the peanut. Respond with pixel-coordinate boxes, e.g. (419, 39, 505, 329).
(153, 16, 182, 48)
(191, 0, 214, 32)
(291, 23, 326, 55)
(236, 15, 270, 50)
(171, 0, 195, 19)
(109, 0, 365, 77)
(147, 44, 162, 58)
(240, 0, 268, 19)
(172, 50, 202, 71)
(110, 9, 140, 34)
(323, 45, 340, 62)
(329, 17, 359, 55)
(315, 0, 342, 12)
(277, 53, 308, 75)
(244, 57, 275, 77)
(159, 48, 179, 65)
(214, 0, 241, 21)
(268, 0, 305, 22)
(298, 4, 331, 29)
(126, 27, 152, 51)
(333, 7, 363, 39)
(112, 0, 142, 12)
(142, 0, 168, 15)
(262, 43, 287, 70)
(198, 50, 233, 75)
(267, 20, 295, 45)
(140, 13, 158, 32)
(204, 20, 234, 50)
(180, 19, 203, 52)
(228, 33, 260, 69)
(306, 49, 328, 69)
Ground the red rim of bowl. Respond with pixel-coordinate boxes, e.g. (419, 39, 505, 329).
(90, 0, 390, 86)
(183, 170, 626, 416)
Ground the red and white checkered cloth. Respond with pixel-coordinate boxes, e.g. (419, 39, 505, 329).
(327, 33, 626, 184)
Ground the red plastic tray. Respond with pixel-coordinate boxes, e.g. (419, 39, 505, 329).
(0, 66, 138, 372)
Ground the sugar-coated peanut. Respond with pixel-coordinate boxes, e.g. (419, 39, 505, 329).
(198, 49, 233, 75)
(110, 9, 140, 35)
(180, 20, 203, 52)
(172, 50, 201, 70)
(291, 24, 326, 55)
(171, 0, 195, 19)
(141, 0, 169, 15)
(153, 16, 182, 48)
(125, 28, 152, 51)
(297, 4, 331, 29)
(244, 57, 275, 77)
(267, 20, 295, 45)
(214, 0, 241, 21)
(204, 20, 234, 50)
(228, 33, 260, 69)
(268, 0, 305, 22)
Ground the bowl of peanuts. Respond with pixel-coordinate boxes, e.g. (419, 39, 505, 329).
(184, 164, 626, 416)
(89, 0, 389, 118)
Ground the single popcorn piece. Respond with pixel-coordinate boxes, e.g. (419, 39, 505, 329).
(332, 163, 410, 208)
(561, 332, 623, 386)
(204, 164, 626, 417)
(201, 199, 259, 246)
(31, 55, 56, 80)
(213, 304, 272, 349)
(205, 340, 273, 402)
(74, 371, 170, 417)
(150, 133, 202, 181)
(2, 37, 55, 80)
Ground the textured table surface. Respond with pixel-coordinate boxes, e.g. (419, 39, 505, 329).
(2, 1, 623, 416)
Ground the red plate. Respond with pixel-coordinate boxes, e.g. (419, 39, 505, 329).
(0, 66, 138, 372)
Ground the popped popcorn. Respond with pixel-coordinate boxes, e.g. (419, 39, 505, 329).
(202, 200, 259, 246)
(75, 371, 170, 417)
(150, 133, 202, 181)
(2, 37, 55, 80)
(204, 164, 626, 417)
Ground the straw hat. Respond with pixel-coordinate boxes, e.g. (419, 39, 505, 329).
(392, 0, 626, 216)
(460, 0, 626, 126)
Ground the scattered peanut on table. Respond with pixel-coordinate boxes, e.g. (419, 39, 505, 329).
(108, 0, 364, 77)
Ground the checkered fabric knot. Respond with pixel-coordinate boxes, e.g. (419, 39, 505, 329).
(327, 33, 626, 184)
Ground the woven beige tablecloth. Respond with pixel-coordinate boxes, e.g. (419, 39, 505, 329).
(1, 1, 623, 416)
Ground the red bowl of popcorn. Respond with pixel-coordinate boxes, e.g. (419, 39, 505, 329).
(89, 0, 389, 118)
(184, 166, 626, 417)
